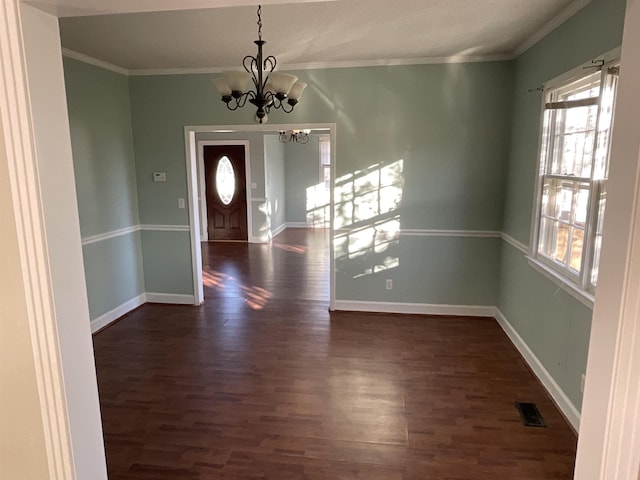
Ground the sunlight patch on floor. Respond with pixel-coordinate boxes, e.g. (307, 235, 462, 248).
(202, 269, 272, 310)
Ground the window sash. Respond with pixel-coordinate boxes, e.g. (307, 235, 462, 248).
(537, 176, 590, 278)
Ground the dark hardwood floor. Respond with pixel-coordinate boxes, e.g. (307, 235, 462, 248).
(93, 228, 577, 479)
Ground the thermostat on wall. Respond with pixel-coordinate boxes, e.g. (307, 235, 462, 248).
(153, 172, 167, 182)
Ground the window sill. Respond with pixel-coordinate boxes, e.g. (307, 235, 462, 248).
(525, 256, 595, 310)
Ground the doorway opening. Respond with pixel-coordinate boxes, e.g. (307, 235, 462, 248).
(184, 123, 337, 310)
(199, 142, 251, 242)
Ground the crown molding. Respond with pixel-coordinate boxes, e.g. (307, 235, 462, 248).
(62, 48, 129, 76)
(128, 54, 515, 76)
(273, 54, 514, 71)
(512, 0, 593, 57)
(64, 48, 515, 78)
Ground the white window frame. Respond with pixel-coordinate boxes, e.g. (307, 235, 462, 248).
(528, 50, 620, 308)
(319, 134, 331, 189)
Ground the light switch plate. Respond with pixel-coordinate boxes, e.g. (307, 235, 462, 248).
(178, 198, 185, 209)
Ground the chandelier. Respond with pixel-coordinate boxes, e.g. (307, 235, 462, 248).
(212, 5, 307, 124)
(279, 129, 310, 144)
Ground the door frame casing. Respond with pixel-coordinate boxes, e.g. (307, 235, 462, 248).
(184, 123, 336, 309)
(197, 140, 252, 242)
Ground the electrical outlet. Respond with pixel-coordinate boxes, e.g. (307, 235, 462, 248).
(178, 198, 185, 209)
(386, 279, 393, 290)
(581, 374, 586, 393)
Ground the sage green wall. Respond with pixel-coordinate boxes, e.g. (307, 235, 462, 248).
(129, 61, 514, 305)
(340, 236, 500, 305)
(64, 57, 144, 320)
(285, 135, 321, 224)
(264, 135, 286, 231)
(140, 230, 193, 294)
(499, 0, 627, 410)
(82, 233, 144, 316)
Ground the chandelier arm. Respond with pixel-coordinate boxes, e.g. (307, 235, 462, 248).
(242, 55, 256, 74)
(225, 101, 241, 112)
(263, 55, 277, 74)
(237, 92, 251, 108)
(242, 55, 260, 91)
(262, 91, 278, 108)
(268, 97, 279, 109)
(225, 92, 251, 110)
(278, 101, 295, 113)
(263, 91, 276, 108)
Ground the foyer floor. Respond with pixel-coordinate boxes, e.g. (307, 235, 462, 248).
(93, 228, 577, 479)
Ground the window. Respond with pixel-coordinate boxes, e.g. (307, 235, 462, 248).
(319, 135, 331, 189)
(532, 61, 619, 297)
(216, 156, 235, 205)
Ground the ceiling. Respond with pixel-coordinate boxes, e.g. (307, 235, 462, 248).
(37, 0, 586, 72)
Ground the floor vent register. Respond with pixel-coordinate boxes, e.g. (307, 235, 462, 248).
(515, 402, 547, 427)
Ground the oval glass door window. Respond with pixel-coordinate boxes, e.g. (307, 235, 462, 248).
(216, 156, 235, 205)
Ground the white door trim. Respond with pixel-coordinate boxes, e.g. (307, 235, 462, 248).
(197, 140, 252, 242)
(574, 2, 640, 479)
(1, 2, 85, 478)
(184, 123, 336, 310)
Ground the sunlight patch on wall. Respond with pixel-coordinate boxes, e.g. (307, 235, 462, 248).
(333, 160, 404, 279)
(257, 199, 272, 242)
(306, 182, 331, 227)
(335, 160, 404, 229)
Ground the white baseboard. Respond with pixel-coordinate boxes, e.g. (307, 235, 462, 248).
(286, 222, 310, 229)
(90, 293, 146, 333)
(145, 292, 195, 305)
(333, 300, 497, 318)
(271, 222, 288, 238)
(91, 292, 197, 334)
(495, 309, 580, 432)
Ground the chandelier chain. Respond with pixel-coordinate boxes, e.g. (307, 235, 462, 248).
(257, 5, 262, 41)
